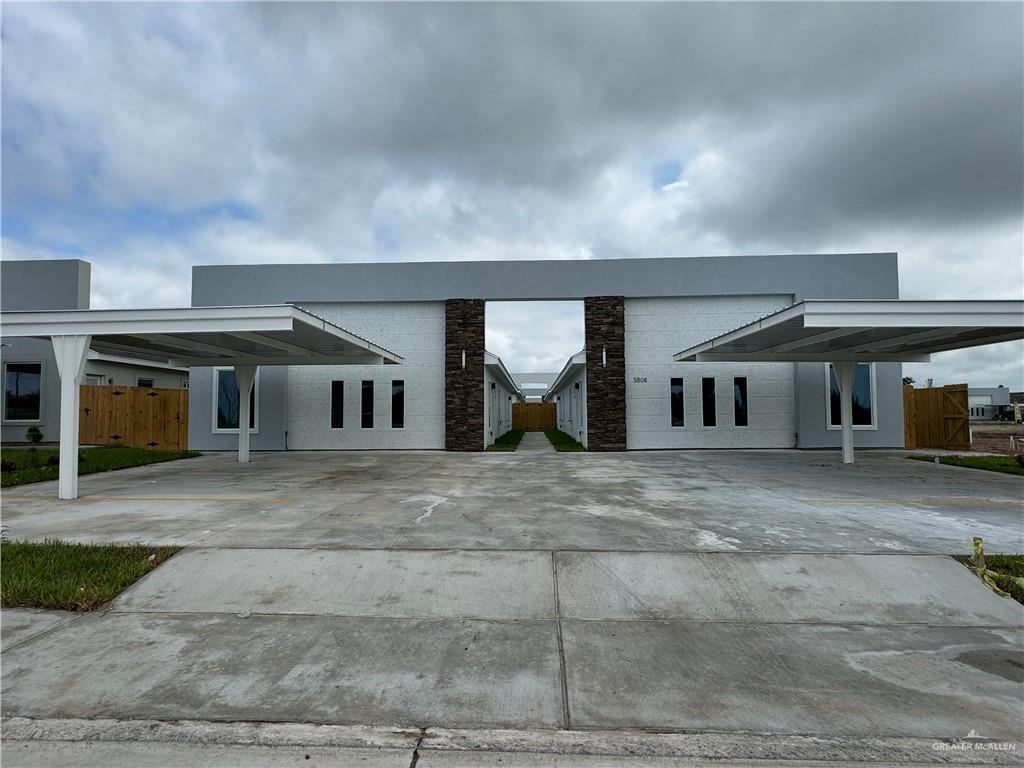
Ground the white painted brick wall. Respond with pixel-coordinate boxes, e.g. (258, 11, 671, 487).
(287, 302, 445, 449)
(625, 296, 796, 449)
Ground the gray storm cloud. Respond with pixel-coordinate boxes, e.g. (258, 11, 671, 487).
(2, 2, 1021, 382)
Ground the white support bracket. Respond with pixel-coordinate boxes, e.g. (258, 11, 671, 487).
(234, 364, 257, 463)
(52, 334, 92, 499)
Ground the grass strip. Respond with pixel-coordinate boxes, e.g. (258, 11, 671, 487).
(1, 540, 181, 611)
(908, 454, 1024, 476)
(1, 445, 201, 488)
(486, 429, 525, 451)
(544, 428, 586, 452)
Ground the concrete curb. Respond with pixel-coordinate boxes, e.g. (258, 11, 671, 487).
(3, 717, 1021, 765)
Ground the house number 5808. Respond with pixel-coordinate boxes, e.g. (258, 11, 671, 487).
(633, 376, 648, 383)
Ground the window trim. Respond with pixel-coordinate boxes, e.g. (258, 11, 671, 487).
(330, 380, 344, 430)
(135, 376, 155, 388)
(211, 367, 260, 434)
(360, 380, 374, 430)
(2, 360, 45, 425)
(733, 376, 749, 429)
(824, 362, 878, 431)
(670, 377, 685, 428)
(390, 379, 405, 430)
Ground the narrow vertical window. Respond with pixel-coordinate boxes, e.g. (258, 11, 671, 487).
(331, 381, 344, 429)
(391, 380, 405, 428)
(733, 377, 748, 427)
(361, 380, 374, 428)
(670, 377, 685, 427)
(702, 377, 716, 427)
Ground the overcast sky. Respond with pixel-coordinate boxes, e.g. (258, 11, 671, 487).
(2, 2, 1021, 384)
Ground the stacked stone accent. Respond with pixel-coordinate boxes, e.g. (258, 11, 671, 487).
(444, 299, 486, 451)
(584, 296, 627, 451)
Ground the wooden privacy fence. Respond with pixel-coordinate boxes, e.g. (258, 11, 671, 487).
(512, 402, 557, 432)
(80, 385, 189, 450)
(903, 384, 970, 451)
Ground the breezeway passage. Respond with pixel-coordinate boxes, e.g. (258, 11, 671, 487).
(2, 449, 1022, 752)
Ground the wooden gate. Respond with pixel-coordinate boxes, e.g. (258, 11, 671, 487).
(512, 402, 557, 431)
(903, 384, 970, 451)
(80, 385, 189, 450)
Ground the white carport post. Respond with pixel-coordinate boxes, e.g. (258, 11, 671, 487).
(832, 360, 857, 465)
(234, 364, 257, 463)
(52, 335, 91, 499)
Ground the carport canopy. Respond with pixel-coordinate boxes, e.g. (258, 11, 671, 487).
(0, 304, 402, 498)
(673, 300, 1024, 464)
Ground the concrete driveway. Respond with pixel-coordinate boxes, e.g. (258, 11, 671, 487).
(2, 449, 1023, 764)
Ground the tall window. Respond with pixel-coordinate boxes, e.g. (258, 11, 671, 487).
(215, 369, 256, 431)
(670, 378, 685, 427)
(391, 380, 405, 429)
(828, 363, 874, 427)
(733, 377, 748, 427)
(4, 362, 42, 422)
(361, 380, 374, 428)
(701, 377, 716, 427)
(331, 381, 344, 429)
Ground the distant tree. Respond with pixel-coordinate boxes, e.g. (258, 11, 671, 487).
(902, 376, 915, 386)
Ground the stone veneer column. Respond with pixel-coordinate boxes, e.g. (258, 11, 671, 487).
(445, 299, 486, 451)
(584, 296, 627, 451)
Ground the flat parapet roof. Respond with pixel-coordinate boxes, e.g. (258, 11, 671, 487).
(0, 304, 403, 367)
(673, 300, 1024, 363)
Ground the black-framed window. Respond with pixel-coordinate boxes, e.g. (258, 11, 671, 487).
(361, 380, 374, 428)
(670, 378, 685, 427)
(391, 380, 405, 429)
(331, 381, 344, 429)
(4, 362, 42, 422)
(215, 369, 255, 430)
(701, 377, 716, 427)
(733, 377, 748, 427)
(828, 363, 873, 427)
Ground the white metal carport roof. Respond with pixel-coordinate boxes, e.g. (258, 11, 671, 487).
(673, 299, 1024, 464)
(0, 304, 403, 499)
(2, 305, 402, 367)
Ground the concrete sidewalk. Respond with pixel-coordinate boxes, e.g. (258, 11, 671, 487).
(3, 551, 1021, 743)
(515, 431, 555, 453)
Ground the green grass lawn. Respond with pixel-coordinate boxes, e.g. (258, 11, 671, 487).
(908, 454, 1024, 476)
(955, 553, 1024, 604)
(544, 428, 586, 452)
(486, 429, 525, 451)
(1, 445, 201, 488)
(1, 540, 181, 610)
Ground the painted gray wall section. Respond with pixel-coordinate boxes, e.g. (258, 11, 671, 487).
(1, 259, 91, 312)
(1, 260, 91, 443)
(796, 362, 904, 449)
(191, 253, 898, 304)
(188, 366, 288, 452)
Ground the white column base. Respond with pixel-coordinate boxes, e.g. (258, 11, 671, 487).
(833, 360, 857, 465)
(52, 335, 91, 499)
(234, 365, 257, 463)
